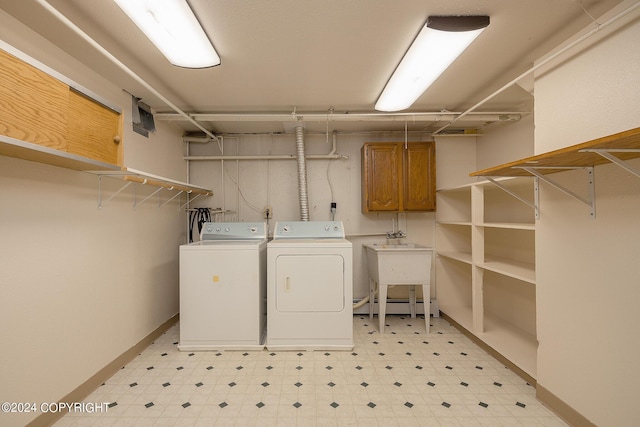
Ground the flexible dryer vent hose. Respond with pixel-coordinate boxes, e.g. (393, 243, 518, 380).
(295, 125, 309, 221)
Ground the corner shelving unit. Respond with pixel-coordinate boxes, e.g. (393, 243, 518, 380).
(436, 177, 537, 380)
(436, 126, 640, 383)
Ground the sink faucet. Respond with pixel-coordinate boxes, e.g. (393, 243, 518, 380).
(386, 230, 406, 239)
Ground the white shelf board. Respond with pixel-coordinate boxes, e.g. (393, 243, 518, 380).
(479, 222, 535, 230)
(437, 220, 472, 227)
(437, 251, 473, 265)
(0, 134, 121, 172)
(477, 256, 536, 284)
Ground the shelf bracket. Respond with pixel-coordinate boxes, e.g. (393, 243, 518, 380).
(580, 148, 640, 179)
(517, 166, 596, 219)
(98, 176, 133, 209)
(159, 188, 183, 208)
(484, 177, 540, 220)
(134, 186, 164, 209)
(179, 191, 199, 210)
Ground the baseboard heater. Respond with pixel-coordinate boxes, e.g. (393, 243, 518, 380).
(353, 298, 439, 317)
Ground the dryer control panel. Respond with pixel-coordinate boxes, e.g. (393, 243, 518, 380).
(273, 221, 345, 239)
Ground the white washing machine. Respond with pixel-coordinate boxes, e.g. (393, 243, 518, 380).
(267, 221, 353, 351)
(179, 222, 267, 351)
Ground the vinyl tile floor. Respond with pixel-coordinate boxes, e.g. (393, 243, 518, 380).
(54, 315, 567, 426)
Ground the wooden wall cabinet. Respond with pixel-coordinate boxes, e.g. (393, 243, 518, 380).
(361, 141, 435, 213)
(0, 47, 123, 168)
(0, 42, 214, 202)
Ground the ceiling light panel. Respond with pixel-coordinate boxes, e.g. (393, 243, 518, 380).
(375, 16, 489, 112)
(113, 0, 220, 68)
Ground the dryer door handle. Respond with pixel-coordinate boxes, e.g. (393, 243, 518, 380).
(284, 276, 292, 292)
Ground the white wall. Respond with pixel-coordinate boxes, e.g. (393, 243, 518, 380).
(533, 2, 640, 426)
(0, 11, 187, 427)
(477, 113, 534, 171)
(435, 135, 478, 189)
(188, 132, 437, 303)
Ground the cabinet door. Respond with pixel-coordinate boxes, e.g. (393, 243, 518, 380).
(67, 90, 123, 166)
(404, 142, 436, 211)
(0, 48, 123, 167)
(0, 49, 68, 150)
(361, 143, 402, 212)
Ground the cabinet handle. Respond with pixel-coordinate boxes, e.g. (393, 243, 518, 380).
(113, 135, 121, 144)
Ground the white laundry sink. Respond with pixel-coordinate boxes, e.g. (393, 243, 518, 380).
(364, 242, 433, 333)
(363, 243, 433, 284)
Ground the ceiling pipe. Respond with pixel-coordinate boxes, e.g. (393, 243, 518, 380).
(432, 0, 640, 135)
(161, 111, 522, 124)
(34, 0, 217, 141)
(184, 131, 348, 161)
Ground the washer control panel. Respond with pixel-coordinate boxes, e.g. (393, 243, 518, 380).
(274, 221, 345, 239)
(200, 222, 267, 241)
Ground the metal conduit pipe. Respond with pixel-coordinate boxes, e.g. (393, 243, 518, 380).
(184, 130, 348, 161)
(295, 125, 310, 221)
(166, 111, 523, 123)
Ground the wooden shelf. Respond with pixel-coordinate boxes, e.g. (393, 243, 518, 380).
(471, 127, 640, 177)
(92, 168, 213, 196)
(0, 133, 213, 197)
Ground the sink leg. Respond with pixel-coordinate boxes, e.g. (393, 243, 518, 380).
(379, 284, 388, 333)
(369, 279, 375, 320)
(422, 284, 430, 333)
(409, 287, 416, 319)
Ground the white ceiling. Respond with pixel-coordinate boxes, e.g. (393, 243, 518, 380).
(0, 0, 624, 134)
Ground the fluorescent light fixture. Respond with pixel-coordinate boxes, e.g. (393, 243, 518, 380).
(113, 0, 220, 68)
(375, 16, 489, 112)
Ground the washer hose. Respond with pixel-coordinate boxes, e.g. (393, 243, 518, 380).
(189, 208, 211, 242)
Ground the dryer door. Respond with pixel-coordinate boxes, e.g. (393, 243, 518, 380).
(275, 254, 345, 312)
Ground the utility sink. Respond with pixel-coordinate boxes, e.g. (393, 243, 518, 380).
(363, 243, 433, 284)
(363, 243, 433, 333)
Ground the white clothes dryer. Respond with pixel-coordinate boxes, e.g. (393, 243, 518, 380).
(267, 221, 353, 351)
(179, 222, 267, 351)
